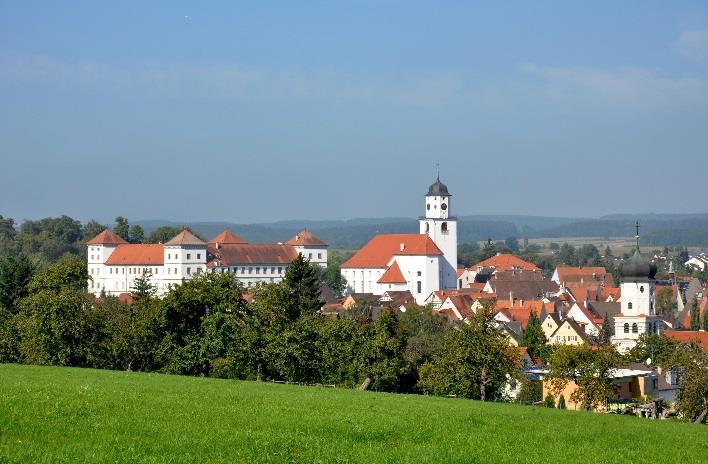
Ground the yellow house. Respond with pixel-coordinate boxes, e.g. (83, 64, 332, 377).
(548, 319, 588, 346)
(541, 313, 563, 339)
(542, 368, 651, 411)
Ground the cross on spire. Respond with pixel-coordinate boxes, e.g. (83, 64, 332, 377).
(635, 221, 641, 250)
(436, 163, 440, 181)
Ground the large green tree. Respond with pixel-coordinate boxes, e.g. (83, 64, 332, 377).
(689, 296, 700, 330)
(545, 344, 623, 410)
(0, 254, 35, 314)
(418, 301, 519, 401)
(83, 220, 105, 242)
(129, 225, 145, 244)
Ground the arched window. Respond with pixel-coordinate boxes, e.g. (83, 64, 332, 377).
(425, 222, 430, 233)
(628, 302, 633, 310)
(441, 222, 448, 233)
(632, 323, 638, 333)
(624, 323, 629, 333)
(426, 203, 430, 210)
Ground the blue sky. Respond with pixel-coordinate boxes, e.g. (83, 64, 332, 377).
(1, 1, 708, 224)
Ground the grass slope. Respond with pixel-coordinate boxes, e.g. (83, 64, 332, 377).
(0, 364, 706, 463)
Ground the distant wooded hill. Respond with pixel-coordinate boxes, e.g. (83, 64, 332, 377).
(134, 214, 708, 249)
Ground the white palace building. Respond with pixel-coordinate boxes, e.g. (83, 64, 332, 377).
(87, 228, 327, 297)
(340, 176, 458, 305)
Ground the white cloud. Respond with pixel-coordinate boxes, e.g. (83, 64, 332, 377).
(519, 62, 708, 110)
(0, 54, 465, 106)
(674, 30, 708, 61)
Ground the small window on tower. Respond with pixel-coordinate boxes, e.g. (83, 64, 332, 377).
(640, 286, 644, 293)
(441, 222, 448, 233)
(425, 222, 430, 233)
(632, 323, 638, 333)
(427, 204, 430, 210)
(628, 302, 633, 310)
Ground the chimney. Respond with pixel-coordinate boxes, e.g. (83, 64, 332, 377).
(519, 298, 524, 307)
(400, 243, 405, 252)
(216, 242, 221, 250)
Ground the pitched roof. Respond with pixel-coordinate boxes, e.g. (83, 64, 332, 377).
(377, 261, 407, 284)
(104, 244, 164, 265)
(341, 234, 443, 269)
(208, 243, 298, 265)
(209, 230, 247, 244)
(486, 280, 559, 301)
(471, 254, 539, 271)
(664, 330, 708, 352)
(87, 228, 128, 245)
(285, 229, 327, 247)
(555, 266, 609, 282)
(165, 229, 206, 246)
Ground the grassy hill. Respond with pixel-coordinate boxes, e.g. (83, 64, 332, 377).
(0, 365, 705, 463)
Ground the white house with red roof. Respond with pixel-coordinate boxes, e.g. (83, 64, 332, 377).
(340, 177, 458, 305)
(88, 228, 327, 297)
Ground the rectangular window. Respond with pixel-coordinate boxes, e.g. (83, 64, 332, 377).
(417, 271, 422, 276)
(309, 253, 312, 259)
(256, 268, 260, 274)
(168, 254, 171, 259)
(318, 253, 322, 259)
(241, 267, 245, 273)
(197, 253, 201, 259)
(249, 268, 253, 274)
(187, 267, 191, 275)
(278, 267, 282, 274)
(271, 267, 275, 274)
(168, 268, 171, 274)
(187, 253, 191, 260)
(417, 281, 422, 294)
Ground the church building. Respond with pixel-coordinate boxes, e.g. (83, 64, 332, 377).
(611, 232, 666, 352)
(340, 176, 458, 305)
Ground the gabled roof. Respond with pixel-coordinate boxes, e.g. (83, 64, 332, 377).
(208, 244, 298, 265)
(554, 266, 609, 282)
(471, 254, 539, 272)
(285, 229, 327, 247)
(87, 228, 128, 245)
(105, 244, 164, 265)
(341, 234, 443, 269)
(165, 229, 206, 246)
(209, 230, 247, 244)
(377, 261, 407, 284)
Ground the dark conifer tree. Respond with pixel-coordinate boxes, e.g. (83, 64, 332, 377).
(283, 253, 323, 320)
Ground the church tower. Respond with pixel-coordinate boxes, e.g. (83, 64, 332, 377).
(420, 174, 457, 289)
(612, 223, 664, 352)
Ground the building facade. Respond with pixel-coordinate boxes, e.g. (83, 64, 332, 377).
(87, 228, 327, 297)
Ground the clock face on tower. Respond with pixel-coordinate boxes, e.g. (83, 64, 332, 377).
(441, 203, 447, 211)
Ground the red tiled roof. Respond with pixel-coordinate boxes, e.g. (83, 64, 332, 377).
(495, 300, 549, 328)
(165, 229, 206, 246)
(285, 229, 327, 247)
(209, 230, 246, 244)
(208, 243, 298, 265)
(555, 266, 607, 278)
(342, 234, 443, 269)
(105, 244, 164, 265)
(471, 254, 539, 271)
(664, 330, 708, 352)
(87, 229, 128, 245)
(377, 261, 407, 284)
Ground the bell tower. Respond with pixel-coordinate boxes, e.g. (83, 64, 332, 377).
(420, 169, 457, 289)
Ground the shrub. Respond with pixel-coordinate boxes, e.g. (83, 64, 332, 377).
(544, 393, 555, 408)
(558, 394, 566, 410)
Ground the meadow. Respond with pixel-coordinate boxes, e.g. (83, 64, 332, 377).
(0, 364, 706, 463)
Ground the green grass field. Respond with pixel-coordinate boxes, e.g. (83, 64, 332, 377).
(1, 364, 706, 463)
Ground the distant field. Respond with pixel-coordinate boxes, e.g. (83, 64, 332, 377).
(1, 365, 706, 463)
(525, 237, 707, 256)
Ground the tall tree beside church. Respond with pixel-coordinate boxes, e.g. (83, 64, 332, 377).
(283, 254, 323, 320)
(689, 296, 700, 330)
(114, 216, 130, 242)
(521, 309, 547, 360)
(132, 271, 156, 301)
(129, 225, 145, 244)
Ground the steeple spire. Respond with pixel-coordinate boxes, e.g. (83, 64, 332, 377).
(635, 221, 640, 251)
(436, 163, 440, 182)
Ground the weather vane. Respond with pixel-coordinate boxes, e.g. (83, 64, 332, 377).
(436, 163, 440, 181)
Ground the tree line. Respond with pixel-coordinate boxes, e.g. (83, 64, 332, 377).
(0, 253, 521, 401)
